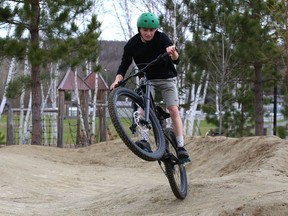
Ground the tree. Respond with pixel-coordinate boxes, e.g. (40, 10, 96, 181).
(0, 1, 101, 145)
(233, 0, 282, 135)
(160, 0, 209, 135)
(189, 0, 282, 136)
(111, 0, 135, 40)
(202, 13, 241, 135)
(267, 0, 288, 119)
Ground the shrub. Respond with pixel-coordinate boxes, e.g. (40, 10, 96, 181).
(0, 131, 5, 144)
(277, 126, 287, 139)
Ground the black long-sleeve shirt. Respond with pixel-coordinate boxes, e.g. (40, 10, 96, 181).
(117, 31, 180, 80)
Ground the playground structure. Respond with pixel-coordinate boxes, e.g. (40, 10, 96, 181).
(6, 70, 109, 147)
(57, 70, 109, 147)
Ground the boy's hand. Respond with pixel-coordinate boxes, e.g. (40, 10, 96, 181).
(166, 45, 179, 60)
(110, 74, 123, 90)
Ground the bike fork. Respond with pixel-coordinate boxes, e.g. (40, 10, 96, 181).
(130, 81, 151, 134)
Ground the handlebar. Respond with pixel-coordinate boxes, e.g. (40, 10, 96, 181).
(115, 52, 169, 88)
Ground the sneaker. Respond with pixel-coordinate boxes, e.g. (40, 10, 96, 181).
(177, 147, 189, 159)
(135, 140, 152, 152)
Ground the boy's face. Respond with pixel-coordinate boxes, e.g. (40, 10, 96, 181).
(139, 28, 157, 42)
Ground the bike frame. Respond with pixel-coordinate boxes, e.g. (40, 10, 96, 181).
(142, 78, 152, 123)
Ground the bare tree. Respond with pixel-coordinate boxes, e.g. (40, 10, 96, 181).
(18, 56, 30, 144)
(74, 68, 88, 146)
(206, 37, 240, 134)
(112, 0, 134, 40)
(0, 58, 16, 119)
(91, 72, 98, 144)
(0, 26, 16, 119)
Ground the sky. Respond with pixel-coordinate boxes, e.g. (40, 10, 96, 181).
(96, 1, 142, 41)
(97, 4, 124, 41)
(97, 13, 127, 41)
(0, 1, 142, 41)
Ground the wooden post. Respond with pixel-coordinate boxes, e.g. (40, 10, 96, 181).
(6, 101, 14, 145)
(76, 115, 80, 146)
(99, 104, 107, 142)
(99, 91, 108, 142)
(57, 90, 65, 147)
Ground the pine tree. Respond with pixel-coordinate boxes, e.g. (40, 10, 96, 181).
(188, 0, 282, 136)
(268, 0, 288, 120)
(0, 0, 101, 145)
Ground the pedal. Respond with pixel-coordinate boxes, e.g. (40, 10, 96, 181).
(160, 152, 173, 161)
(179, 157, 191, 164)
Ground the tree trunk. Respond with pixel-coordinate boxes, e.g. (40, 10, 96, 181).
(74, 69, 88, 146)
(19, 56, 29, 144)
(91, 73, 98, 144)
(185, 71, 208, 136)
(24, 92, 32, 144)
(0, 58, 16, 119)
(30, 1, 42, 145)
(285, 1, 288, 85)
(31, 65, 42, 145)
(254, 63, 264, 136)
(41, 82, 48, 145)
(51, 63, 59, 145)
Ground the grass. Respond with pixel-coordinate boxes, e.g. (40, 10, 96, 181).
(0, 113, 218, 145)
(2, 111, 287, 145)
(0, 113, 125, 145)
(0, 115, 6, 144)
(198, 120, 217, 136)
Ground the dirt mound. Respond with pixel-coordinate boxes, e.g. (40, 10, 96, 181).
(0, 136, 288, 216)
(188, 136, 288, 177)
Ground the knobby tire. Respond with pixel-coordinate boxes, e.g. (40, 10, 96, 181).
(163, 128, 187, 199)
(108, 87, 166, 161)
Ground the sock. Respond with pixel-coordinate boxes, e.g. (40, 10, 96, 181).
(176, 136, 184, 147)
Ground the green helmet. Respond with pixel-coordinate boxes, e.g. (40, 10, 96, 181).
(137, 12, 159, 29)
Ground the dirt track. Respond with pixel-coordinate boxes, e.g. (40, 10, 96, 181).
(0, 136, 288, 216)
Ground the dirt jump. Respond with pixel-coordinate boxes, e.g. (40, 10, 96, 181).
(0, 136, 288, 216)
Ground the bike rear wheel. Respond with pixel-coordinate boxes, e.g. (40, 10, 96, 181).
(163, 128, 187, 199)
(108, 87, 166, 161)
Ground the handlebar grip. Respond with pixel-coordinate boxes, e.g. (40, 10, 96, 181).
(161, 52, 169, 58)
(154, 52, 169, 63)
(114, 80, 123, 88)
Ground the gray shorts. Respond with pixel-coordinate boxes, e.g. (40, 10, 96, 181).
(150, 77, 179, 107)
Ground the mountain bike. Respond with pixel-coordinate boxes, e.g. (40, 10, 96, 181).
(108, 52, 188, 199)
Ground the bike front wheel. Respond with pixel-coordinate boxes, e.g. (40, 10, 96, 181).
(163, 128, 187, 199)
(108, 87, 166, 161)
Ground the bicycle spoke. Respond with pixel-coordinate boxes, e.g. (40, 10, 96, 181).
(108, 88, 165, 161)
